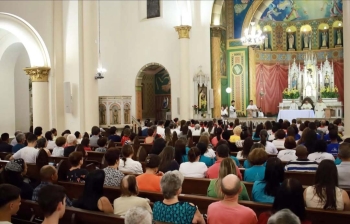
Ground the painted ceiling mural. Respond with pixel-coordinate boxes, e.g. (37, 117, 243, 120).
(233, 0, 253, 39)
(260, 0, 343, 22)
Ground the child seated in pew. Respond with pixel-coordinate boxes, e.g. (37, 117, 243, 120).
(38, 184, 66, 224)
(52, 137, 66, 157)
(81, 138, 92, 152)
(95, 137, 108, 153)
(252, 158, 284, 203)
(207, 158, 249, 200)
(327, 130, 340, 157)
(244, 148, 267, 182)
(0, 184, 21, 223)
(67, 152, 89, 183)
(257, 178, 311, 224)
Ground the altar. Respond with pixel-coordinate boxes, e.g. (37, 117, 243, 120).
(277, 110, 315, 122)
(279, 53, 342, 118)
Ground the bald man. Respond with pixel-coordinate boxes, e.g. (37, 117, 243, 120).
(207, 174, 257, 224)
(284, 145, 318, 172)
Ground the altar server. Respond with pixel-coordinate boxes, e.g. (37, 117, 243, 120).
(314, 98, 327, 118)
(301, 100, 312, 110)
(247, 100, 258, 117)
(258, 108, 264, 117)
(229, 100, 237, 118)
(221, 106, 228, 120)
(289, 99, 299, 110)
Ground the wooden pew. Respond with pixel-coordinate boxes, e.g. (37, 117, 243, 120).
(284, 171, 315, 186)
(15, 200, 124, 224)
(0, 152, 11, 160)
(57, 181, 350, 224)
(87, 151, 105, 163)
(140, 143, 153, 154)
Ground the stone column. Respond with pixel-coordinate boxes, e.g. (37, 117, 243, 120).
(343, 0, 350, 138)
(175, 25, 191, 120)
(24, 67, 50, 131)
(211, 26, 222, 119)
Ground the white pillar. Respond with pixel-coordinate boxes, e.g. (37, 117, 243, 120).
(24, 67, 51, 132)
(175, 25, 191, 120)
(343, 0, 350, 138)
(82, 0, 99, 131)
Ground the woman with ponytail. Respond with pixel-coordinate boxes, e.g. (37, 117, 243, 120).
(118, 145, 143, 174)
(211, 127, 223, 148)
(260, 129, 278, 155)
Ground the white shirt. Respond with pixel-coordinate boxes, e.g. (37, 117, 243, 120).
(118, 158, 143, 174)
(258, 111, 264, 117)
(268, 133, 275, 141)
(13, 146, 38, 163)
(156, 126, 165, 138)
(52, 146, 64, 157)
(272, 139, 285, 149)
(247, 105, 258, 110)
(305, 186, 344, 211)
(337, 162, 350, 188)
(221, 109, 228, 116)
(0, 222, 12, 224)
(262, 141, 278, 154)
(301, 103, 312, 110)
(47, 140, 57, 150)
(204, 148, 216, 158)
(229, 105, 236, 118)
(10, 138, 17, 146)
(277, 149, 297, 161)
(289, 103, 298, 110)
(192, 129, 201, 136)
(317, 126, 328, 133)
(236, 151, 244, 159)
(171, 129, 180, 135)
(179, 162, 208, 178)
(307, 152, 335, 163)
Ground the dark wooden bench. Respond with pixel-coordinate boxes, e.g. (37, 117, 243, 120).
(140, 143, 153, 154)
(0, 152, 11, 160)
(87, 151, 105, 163)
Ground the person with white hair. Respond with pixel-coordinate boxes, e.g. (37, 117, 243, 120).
(10, 130, 22, 146)
(267, 209, 301, 224)
(124, 207, 152, 224)
(192, 124, 201, 136)
(63, 134, 77, 157)
(153, 171, 205, 224)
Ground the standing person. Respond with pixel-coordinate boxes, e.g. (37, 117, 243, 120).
(0, 184, 21, 223)
(247, 100, 258, 117)
(38, 184, 66, 224)
(314, 98, 327, 118)
(10, 133, 38, 163)
(207, 174, 257, 224)
(229, 100, 237, 118)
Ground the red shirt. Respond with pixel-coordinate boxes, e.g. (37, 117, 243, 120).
(206, 160, 242, 180)
(208, 201, 257, 224)
(121, 136, 130, 146)
(84, 147, 92, 151)
(258, 212, 312, 224)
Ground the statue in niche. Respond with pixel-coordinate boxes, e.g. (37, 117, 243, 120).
(337, 30, 342, 45)
(110, 105, 120, 125)
(322, 32, 328, 47)
(324, 73, 330, 88)
(124, 104, 130, 124)
(264, 34, 269, 49)
(198, 88, 207, 111)
(303, 33, 309, 48)
(288, 34, 294, 49)
(292, 73, 298, 89)
(99, 105, 106, 125)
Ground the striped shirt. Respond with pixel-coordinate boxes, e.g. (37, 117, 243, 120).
(284, 159, 318, 172)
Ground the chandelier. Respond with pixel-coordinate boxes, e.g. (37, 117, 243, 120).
(241, 22, 265, 46)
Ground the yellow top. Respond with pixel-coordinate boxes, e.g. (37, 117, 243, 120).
(229, 135, 240, 143)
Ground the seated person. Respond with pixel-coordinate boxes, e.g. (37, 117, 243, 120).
(207, 174, 257, 224)
(284, 145, 318, 172)
(244, 148, 267, 182)
(63, 134, 77, 157)
(260, 130, 278, 155)
(81, 138, 92, 151)
(277, 136, 298, 162)
(301, 100, 312, 110)
(144, 128, 155, 144)
(108, 126, 121, 143)
(0, 133, 12, 153)
(308, 140, 335, 163)
(252, 158, 284, 203)
(158, 146, 180, 173)
(12, 133, 25, 153)
(272, 129, 286, 149)
(103, 148, 124, 187)
(52, 137, 66, 157)
(179, 147, 207, 178)
(207, 158, 249, 200)
(153, 171, 205, 224)
(125, 207, 152, 224)
(267, 209, 302, 224)
(327, 130, 340, 156)
(337, 143, 350, 188)
(252, 124, 263, 141)
(11, 133, 38, 163)
(119, 145, 143, 174)
(0, 184, 21, 223)
(196, 142, 214, 167)
(95, 137, 108, 152)
(33, 165, 72, 206)
(67, 152, 88, 183)
(38, 184, 67, 224)
(229, 126, 242, 143)
(136, 155, 162, 192)
(113, 175, 152, 215)
(73, 170, 114, 213)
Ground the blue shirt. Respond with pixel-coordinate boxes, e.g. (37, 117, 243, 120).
(244, 166, 265, 182)
(32, 182, 72, 206)
(327, 143, 339, 156)
(153, 201, 197, 224)
(323, 134, 330, 141)
(335, 158, 342, 165)
(141, 128, 148, 136)
(12, 143, 25, 153)
(182, 155, 188, 163)
(200, 155, 214, 167)
(252, 181, 275, 203)
(108, 135, 121, 142)
(294, 134, 301, 141)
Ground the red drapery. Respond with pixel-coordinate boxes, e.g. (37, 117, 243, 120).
(255, 61, 344, 115)
(256, 63, 288, 115)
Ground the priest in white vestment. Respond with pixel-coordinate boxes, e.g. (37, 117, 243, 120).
(314, 98, 327, 118)
(301, 100, 313, 110)
(229, 100, 237, 118)
(221, 106, 228, 120)
(289, 100, 299, 110)
(247, 100, 258, 117)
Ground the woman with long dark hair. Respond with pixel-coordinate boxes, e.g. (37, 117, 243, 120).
(304, 160, 350, 210)
(158, 146, 179, 173)
(252, 157, 284, 203)
(253, 123, 264, 141)
(73, 170, 113, 213)
(118, 145, 143, 174)
(236, 137, 253, 159)
(211, 127, 223, 147)
(259, 129, 277, 155)
(174, 139, 187, 164)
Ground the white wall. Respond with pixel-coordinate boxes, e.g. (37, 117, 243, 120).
(14, 45, 30, 132)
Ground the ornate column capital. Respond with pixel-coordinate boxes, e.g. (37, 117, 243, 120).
(175, 25, 191, 39)
(24, 67, 51, 82)
(210, 25, 226, 38)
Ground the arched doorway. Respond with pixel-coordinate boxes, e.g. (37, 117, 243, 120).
(135, 63, 171, 121)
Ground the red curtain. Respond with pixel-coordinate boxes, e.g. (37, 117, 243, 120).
(255, 63, 289, 115)
(333, 61, 344, 104)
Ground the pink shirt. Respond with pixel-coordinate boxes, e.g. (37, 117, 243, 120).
(208, 201, 257, 224)
(206, 160, 242, 180)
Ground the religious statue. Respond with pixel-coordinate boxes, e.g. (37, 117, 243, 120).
(303, 33, 309, 48)
(288, 34, 294, 49)
(264, 34, 269, 49)
(163, 97, 169, 109)
(304, 68, 315, 97)
(99, 105, 106, 125)
(324, 73, 330, 88)
(322, 32, 328, 47)
(110, 105, 119, 124)
(337, 30, 342, 45)
(198, 89, 207, 111)
(291, 73, 298, 89)
(124, 105, 130, 124)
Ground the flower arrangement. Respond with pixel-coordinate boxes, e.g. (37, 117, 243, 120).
(320, 86, 339, 98)
(282, 88, 300, 99)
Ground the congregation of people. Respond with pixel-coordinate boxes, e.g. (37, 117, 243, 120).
(0, 117, 349, 224)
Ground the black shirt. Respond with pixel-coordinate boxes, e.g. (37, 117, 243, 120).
(159, 160, 179, 173)
(0, 142, 12, 153)
(108, 135, 121, 143)
(64, 146, 76, 157)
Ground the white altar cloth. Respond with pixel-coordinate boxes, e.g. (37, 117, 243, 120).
(277, 110, 315, 122)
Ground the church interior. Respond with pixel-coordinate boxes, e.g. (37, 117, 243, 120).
(0, 0, 349, 223)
